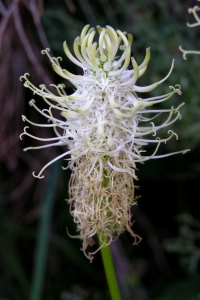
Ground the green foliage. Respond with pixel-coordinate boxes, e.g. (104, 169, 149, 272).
(164, 214, 200, 275)
(153, 278, 200, 300)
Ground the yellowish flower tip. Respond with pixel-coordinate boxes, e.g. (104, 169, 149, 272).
(20, 25, 189, 259)
(180, 0, 200, 59)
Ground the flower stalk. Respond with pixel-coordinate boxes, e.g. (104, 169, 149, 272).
(98, 236, 122, 300)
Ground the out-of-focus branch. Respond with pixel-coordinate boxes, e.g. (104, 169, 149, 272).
(0, 0, 18, 54)
(133, 206, 171, 275)
(23, 0, 50, 50)
(0, 0, 57, 206)
(64, 0, 76, 13)
(13, 2, 52, 84)
(0, 0, 6, 14)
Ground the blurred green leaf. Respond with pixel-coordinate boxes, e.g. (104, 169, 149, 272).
(153, 278, 200, 300)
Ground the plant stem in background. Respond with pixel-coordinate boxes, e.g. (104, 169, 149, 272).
(30, 162, 60, 300)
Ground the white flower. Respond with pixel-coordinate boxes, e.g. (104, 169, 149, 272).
(179, 0, 200, 58)
(20, 25, 189, 260)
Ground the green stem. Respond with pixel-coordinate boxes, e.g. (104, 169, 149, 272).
(98, 236, 122, 300)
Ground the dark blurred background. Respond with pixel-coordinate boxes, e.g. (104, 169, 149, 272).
(0, 0, 200, 299)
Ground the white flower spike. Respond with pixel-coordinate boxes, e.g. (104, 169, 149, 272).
(20, 25, 189, 261)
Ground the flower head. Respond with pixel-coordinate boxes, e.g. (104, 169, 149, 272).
(20, 25, 189, 260)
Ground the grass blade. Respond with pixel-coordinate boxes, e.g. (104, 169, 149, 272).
(30, 162, 60, 300)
